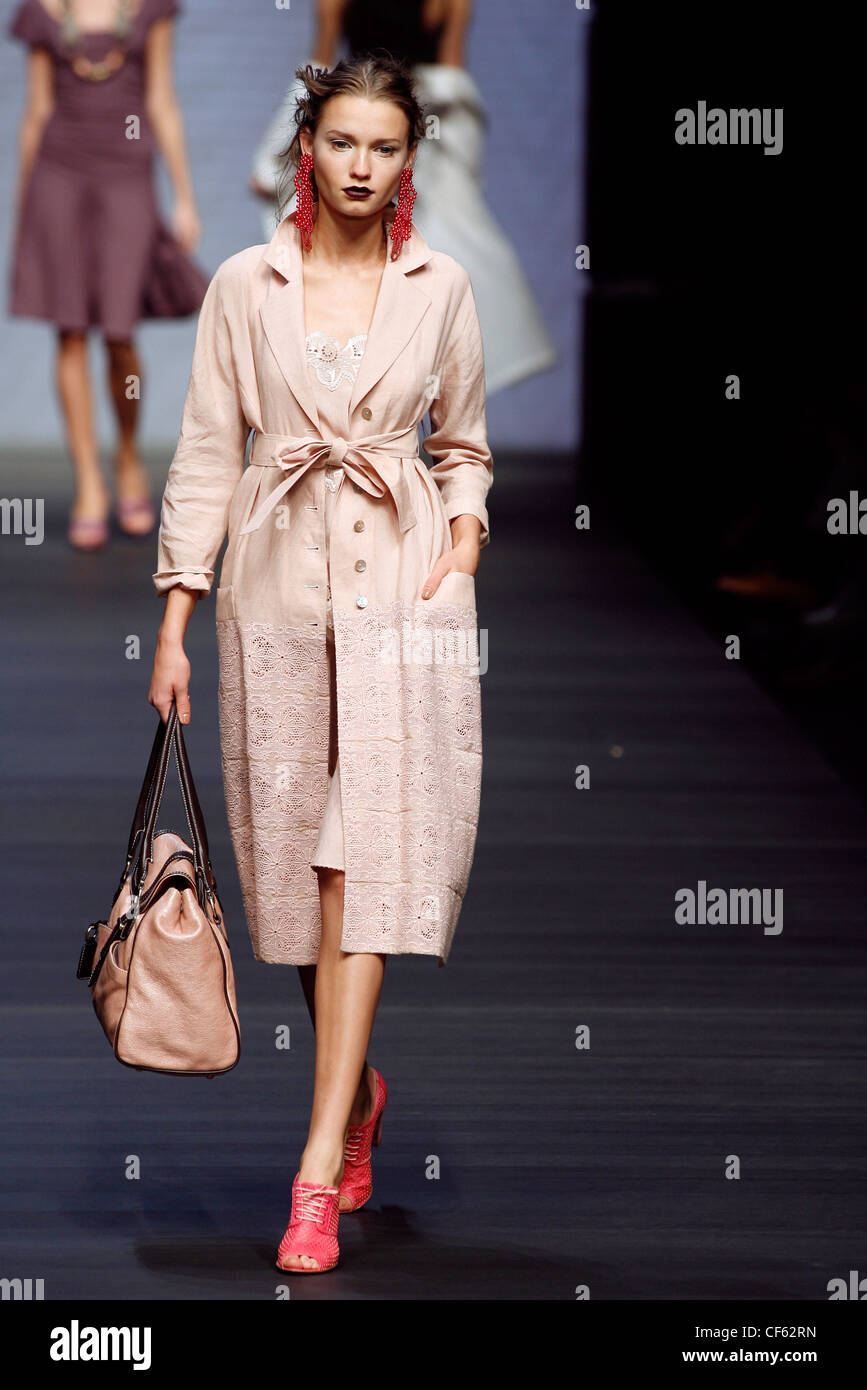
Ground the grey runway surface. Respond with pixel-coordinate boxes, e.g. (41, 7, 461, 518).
(1, 447, 865, 1300)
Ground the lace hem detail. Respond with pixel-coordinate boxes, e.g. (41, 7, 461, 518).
(216, 597, 481, 964)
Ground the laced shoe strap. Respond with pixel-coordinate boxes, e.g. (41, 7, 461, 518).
(344, 1124, 368, 1165)
(293, 1181, 338, 1227)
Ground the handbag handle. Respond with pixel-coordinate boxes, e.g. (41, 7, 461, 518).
(170, 712, 216, 897)
(124, 703, 218, 910)
(113, 711, 172, 906)
(120, 709, 169, 876)
(142, 703, 217, 898)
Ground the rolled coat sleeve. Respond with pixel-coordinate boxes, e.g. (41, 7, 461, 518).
(423, 264, 493, 548)
(153, 260, 250, 597)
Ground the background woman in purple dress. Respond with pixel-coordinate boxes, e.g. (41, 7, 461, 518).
(7, 0, 207, 549)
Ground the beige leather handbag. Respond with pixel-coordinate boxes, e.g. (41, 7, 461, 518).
(77, 703, 240, 1076)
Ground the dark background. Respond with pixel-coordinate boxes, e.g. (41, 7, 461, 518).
(584, 2, 867, 801)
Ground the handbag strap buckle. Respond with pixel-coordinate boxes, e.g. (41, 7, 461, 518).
(117, 893, 140, 939)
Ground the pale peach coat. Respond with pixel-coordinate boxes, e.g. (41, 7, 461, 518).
(154, 207, 493, 966)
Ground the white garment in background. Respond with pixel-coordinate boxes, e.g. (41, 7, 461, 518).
(251, 59, 558, 397)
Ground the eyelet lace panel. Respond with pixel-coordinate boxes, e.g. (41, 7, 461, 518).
(216, 596, 482, 965)
(305, 331, 367, 391)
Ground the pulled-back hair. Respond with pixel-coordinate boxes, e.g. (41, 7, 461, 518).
(274, 50, 426, 220)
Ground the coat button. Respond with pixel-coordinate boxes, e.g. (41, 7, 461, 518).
(361, 406, 372, 420)
(355, 559, 366, 572)
(356, 595, 368, 609)
(353, 520, 365, 532)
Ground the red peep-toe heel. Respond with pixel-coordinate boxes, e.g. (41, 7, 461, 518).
(276, 1174, 340, 1274)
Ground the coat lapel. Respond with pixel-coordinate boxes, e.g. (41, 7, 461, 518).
(259, 206, 434, 429)
(259, 217, 320, 430)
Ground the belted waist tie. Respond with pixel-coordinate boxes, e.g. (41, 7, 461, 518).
(240, 428, 421, 535)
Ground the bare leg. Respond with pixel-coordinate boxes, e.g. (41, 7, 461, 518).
(104, 334, 155, 533)
(284, 868, 385, 1270)
(297, 960, 379, 1129)
(56, 330, 110, 540)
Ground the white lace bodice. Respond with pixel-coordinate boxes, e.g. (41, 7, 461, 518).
(305, 330, 367, 391)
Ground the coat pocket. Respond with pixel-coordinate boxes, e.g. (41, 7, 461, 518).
(427, 569, 476, 609)
(215, 585, 235, 621)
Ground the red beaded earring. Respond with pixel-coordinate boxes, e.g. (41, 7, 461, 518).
(388, 163, 416, 260)
(294, 150, 315, 252)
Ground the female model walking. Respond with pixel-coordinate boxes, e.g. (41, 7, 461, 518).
(7, 0, 207, 549)
(149, 54, 492, 1273)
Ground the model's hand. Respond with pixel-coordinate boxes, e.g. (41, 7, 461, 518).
(421, 537, 479, 598)
(171, 196, 202, 254)
(149, 635, 191, 724)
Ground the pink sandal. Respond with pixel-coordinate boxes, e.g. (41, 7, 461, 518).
(276, 1175, 341, 1274)
(339, 1068, 387, 1213)
(115, 496, 157, 537)
(67, 515, 109, 551)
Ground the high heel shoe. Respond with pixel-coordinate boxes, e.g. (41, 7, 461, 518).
(115, 496, 157, 537)
(339, 1068, 387, 1213)
(67, 515, 109, 551)
(276, 1174, 340, 1274)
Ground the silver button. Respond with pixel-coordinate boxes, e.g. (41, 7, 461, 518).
(355, 559, 366, 572)
(353, 520, 365, 533)
(361, 406, 373, 420)
(356, 595, 368, 609)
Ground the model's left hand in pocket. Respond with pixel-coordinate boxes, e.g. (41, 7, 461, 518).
(422, 538, 480, 598)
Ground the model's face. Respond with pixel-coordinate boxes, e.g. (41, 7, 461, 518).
(302, 95, 414, 220)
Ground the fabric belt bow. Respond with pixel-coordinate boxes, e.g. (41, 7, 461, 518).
(240, 428, 420, 535)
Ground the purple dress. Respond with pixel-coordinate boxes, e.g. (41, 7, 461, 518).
(7, 0, 207, 338)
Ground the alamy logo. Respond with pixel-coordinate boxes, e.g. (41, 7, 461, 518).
(675, 102, 783, 155)
(827, 1269, 867, 1299)
(1, 1276, 44, 1299)
(0, 497, 44, 545)
(379, 621, 488, 675)
(49, 1320, 152, 1370)
(675, 880, 783, 935)
(827, 492, 867, 534)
